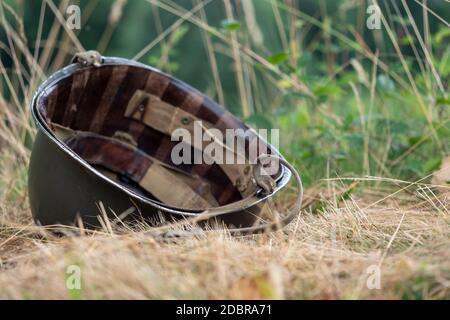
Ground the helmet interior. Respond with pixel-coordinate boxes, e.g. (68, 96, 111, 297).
(35, 64, 279, 210)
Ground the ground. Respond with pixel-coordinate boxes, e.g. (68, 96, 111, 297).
(0, 180, 448, 299)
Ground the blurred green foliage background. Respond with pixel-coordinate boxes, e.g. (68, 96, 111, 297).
(1, 0, 449, 185)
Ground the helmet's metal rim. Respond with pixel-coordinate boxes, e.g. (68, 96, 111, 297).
(31, 57, 292, 217)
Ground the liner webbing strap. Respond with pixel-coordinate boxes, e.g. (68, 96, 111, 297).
(151, 154, 304, 236)
(52, 126, 217, 209)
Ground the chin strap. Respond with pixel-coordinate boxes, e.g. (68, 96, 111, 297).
(227, 154, 303, 235)
(154, 154, 304, 237)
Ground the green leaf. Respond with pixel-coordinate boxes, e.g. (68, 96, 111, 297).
(170, 25, 189, 44)
(343, 114, 354, 129)
(295, 107, 310, 126)
(267, 52, 289, 65)
(221, 19, 241, 31)
(376, 119, 409, 134)
(435, 96, 450, 106)
(332, 151, 347, 161)
(277, 113, 290, 128)
(343, 133, 364, 145)
(423, 158, 441, 175)
(312, 83, 341, 97)
(400, 35, 414, 45)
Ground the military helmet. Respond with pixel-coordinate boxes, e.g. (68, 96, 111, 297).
(28, 52, 302, 234)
